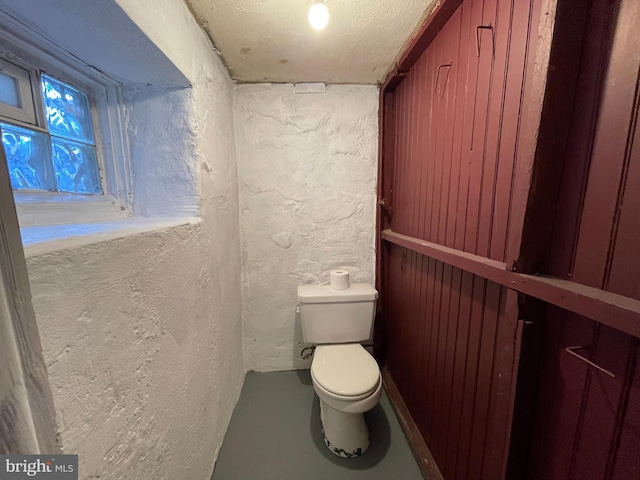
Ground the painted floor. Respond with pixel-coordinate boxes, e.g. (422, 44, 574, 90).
(211, 370, 424, 480)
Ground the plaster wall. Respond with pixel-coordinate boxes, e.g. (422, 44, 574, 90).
(235, 84, 379, 372)
(21, 1, 244, 478)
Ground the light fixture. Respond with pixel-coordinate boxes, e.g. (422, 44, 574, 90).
(308, 0, 329, 31)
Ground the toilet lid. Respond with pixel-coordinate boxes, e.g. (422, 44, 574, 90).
(311, 344, 380, 397)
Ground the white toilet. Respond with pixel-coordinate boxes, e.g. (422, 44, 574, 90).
(298, 282, 381, 458)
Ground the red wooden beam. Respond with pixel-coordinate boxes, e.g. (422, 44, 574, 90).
(396, 0, 464, 74)
(381, 0, 464, 93)
(382, 229, 640, 338)
(505, 0, 560, 271)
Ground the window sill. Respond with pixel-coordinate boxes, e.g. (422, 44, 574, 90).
(14, 191, 129, 227)
(22, 217, 202, 258)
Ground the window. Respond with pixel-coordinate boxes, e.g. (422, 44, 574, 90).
(0, 57, 35, 124)
(0, 59, 101, 194)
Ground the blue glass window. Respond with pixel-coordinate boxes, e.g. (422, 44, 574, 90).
(0, 72, 101, 194)
(2, 123, 55, 191)
(42, 74, 94, 144)
(52, 138, 100, 194)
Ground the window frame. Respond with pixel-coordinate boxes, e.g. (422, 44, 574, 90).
(0, 15, 132, 225)
(0, 57, 38, 125)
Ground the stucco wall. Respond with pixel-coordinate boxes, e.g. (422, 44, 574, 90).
(22, 1, 244, 479)
(235, 83, 379, 372)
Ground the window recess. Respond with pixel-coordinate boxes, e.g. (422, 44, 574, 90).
(1, 66, 101, 195)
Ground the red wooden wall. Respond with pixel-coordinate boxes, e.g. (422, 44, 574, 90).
(381, 0, 539, 477)
(523, 0, 640, 477)
(527, 308, 639, 480)
(385, 245, 517, 479)
(548, 0, 640, 297)
(390, 0, 534, 262)
(378, 0, 640, 478)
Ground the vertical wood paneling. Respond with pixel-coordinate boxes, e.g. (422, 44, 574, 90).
(412, 255, 424, 414)
(474, 0, 500, 259)
(407, 60, 419, 239)
(490, 0, 531, 261)
(462, 0, 488, 254)
(527, 310, 595, 480)
(515, 3, 640, 474)
(526, 308, 640, 480)
(381, 0, 545, 477)
(455, 274, 486, 480)
(570, 0, 640, 290)
(485, 290, 519, 479)
(452, 2, 474, 252)
(440, 15, 460, 246)
(412, 55, 426, 240)
(382, 0, 640, 478)
(390, 0, 535, 262)
(546, 0, 612, 278)
(468, 280, 501, 478)
(427, 260, 445, 447)
(378, 89, 395, 233)
(382, 3, 536, 476)
(611, 344, 640, 479)
(398, 71, 411, 234)
(432, 264, 453, 461)
(424, 38, 439, 242)
(605, 102, 640, 299)
(419, 256, 437, 436)
(444, 270, 474, 477)
(437, 266, 462, 461)
(571, 326, 633, 480)
(415, 254, 430, 428)
(442, 10, 463, 248)
(384, 245, 515, 480)
(416, 51, 433, 241)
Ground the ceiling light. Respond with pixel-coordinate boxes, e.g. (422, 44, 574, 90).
(308, 1, 329, 31)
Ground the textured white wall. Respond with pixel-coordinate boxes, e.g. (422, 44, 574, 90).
(235, 84, 379, 372)
(23, 1, 244, 479)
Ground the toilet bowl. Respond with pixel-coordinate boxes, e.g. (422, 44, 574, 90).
(310, 343, 382, 457)
(298, 281, 380, 457)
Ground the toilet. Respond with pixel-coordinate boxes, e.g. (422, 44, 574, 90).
(298, 282, 381, 458)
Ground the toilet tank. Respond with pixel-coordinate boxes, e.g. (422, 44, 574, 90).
(298, 283, 378, 344)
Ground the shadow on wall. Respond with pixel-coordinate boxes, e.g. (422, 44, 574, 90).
(300, 369, 391, 469)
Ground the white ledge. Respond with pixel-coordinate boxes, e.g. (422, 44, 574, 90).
(14, 191, 130, 227)
(22, 217, 201, 258)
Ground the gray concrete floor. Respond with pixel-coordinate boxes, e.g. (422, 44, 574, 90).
(211, 370, 424, 480)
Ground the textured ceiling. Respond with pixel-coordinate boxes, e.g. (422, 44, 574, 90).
(184, 0, 438, 84)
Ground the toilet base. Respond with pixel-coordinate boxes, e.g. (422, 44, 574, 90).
(320, 400, 369, 458)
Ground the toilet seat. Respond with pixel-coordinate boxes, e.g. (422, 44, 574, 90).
(311, 344, 380, 399)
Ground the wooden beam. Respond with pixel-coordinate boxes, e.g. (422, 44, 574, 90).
(510, 0, 590, 274)
(505, 0, 559, 271)
(382, 229, 640, 338)
(382, 368, 444, 480)
(381, 0, 463, 93)
(396, 0, 464, 74)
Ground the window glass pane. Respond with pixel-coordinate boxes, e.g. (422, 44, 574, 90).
(42, 74, 94, 144)
(1, 123, 55, 191)
(51, 137, 101, 194)
(0, 71, 21, 108)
